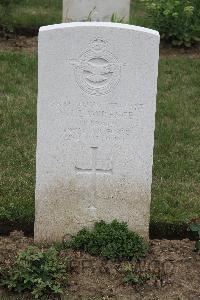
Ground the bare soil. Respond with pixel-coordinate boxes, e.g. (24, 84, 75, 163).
(0, 35, 200, 58)
(0, 35, 37, 54)
(0, 231, 200, 299)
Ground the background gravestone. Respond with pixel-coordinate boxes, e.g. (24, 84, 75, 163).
(34, 23, 160, 244)
(63, 0, 131, 22)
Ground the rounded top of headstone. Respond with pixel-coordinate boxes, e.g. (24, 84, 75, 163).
(39, 22, 160, 38)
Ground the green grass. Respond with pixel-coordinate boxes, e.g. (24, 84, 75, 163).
(152, 58, 200, 225)
(0, 0, 149, 31)
(0, 52, 36, 225)
(0, 52, 200, 229)
(0, 0, 62, 29)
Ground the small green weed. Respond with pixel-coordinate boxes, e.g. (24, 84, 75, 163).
(122, 262, 158, 286)
(190, 223, 200, 251)
(84, 9, 126, 22)
(66, 220, 149, 261)
(123, 270, 156, 285)
(1, 246, 69, 299)
(111, 13, 125, 23)
(84, 6, 96, 21)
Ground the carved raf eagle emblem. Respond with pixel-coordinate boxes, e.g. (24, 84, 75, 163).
(70, 38, 121, 96)
(80, 61, 119, 83)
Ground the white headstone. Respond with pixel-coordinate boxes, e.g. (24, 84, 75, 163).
(34, 23, 160, 244)
(63, 0, 130, 22)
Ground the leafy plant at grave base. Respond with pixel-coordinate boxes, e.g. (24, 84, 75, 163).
(189, 223, 200, 251)
(1, 246, 69, 299)
(66, 220, 149, 260)
(141, 0, 200, 47)
(111, 13, 125, 23)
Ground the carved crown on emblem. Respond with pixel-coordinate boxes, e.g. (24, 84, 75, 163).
(90, 37, 107, 52)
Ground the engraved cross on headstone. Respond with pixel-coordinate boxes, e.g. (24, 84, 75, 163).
(75, 146, 113, 218)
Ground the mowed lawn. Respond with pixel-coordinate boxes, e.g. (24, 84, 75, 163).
(0, 0, 148, 30)
(0, 0, 62, 29)
(0, 51, 199, 229)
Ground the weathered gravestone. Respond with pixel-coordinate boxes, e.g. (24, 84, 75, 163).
(63, 0, 130, 22)
(34, 23, 160, 244)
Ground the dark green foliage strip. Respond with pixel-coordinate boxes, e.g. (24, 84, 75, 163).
(66, 220, 149, 260)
